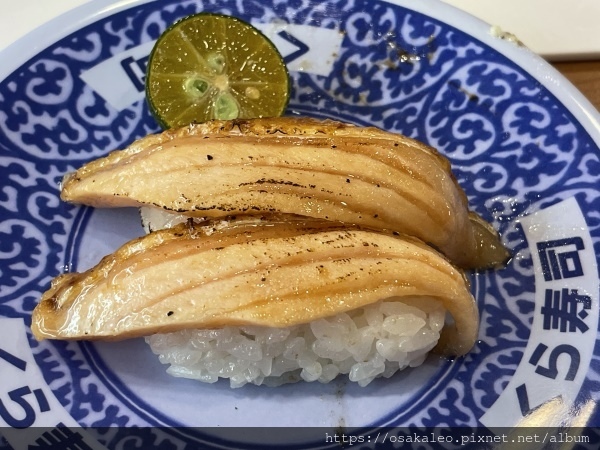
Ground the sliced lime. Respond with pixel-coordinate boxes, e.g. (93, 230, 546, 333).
(145, 13, 290, 128)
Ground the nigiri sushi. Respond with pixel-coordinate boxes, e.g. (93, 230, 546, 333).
(32, 215, 478, 387)
(60, 117, 508, 269)
(33, 117, 509, 387)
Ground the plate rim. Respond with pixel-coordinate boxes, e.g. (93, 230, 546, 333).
(1, 0, 599, 435)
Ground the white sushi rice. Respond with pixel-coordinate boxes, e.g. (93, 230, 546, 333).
(140, 207, 447, 387)
(146, 297, 445, 388)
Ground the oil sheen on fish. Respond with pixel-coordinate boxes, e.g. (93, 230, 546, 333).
(60, 117, 509, 269)
(31, 216, 478, 356)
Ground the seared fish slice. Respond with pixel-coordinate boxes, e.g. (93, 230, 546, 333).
(32, 216, 478, 356)
(61, 117, 508, 269)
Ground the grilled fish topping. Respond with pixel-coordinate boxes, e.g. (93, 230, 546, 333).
(60, 117, 508, 269)
(32, 216, 478, 356)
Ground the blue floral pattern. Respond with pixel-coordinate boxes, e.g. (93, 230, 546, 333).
(1, 0, 599, 447)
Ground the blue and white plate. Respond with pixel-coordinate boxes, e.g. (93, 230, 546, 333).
(1, 0, 600, 448)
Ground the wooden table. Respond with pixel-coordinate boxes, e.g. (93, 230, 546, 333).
(552, 60, 600, 112)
